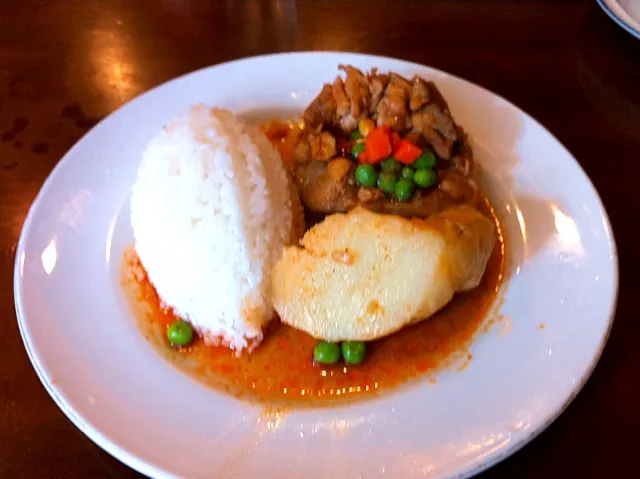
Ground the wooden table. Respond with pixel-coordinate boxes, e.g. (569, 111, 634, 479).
(1, 0, 638, 477)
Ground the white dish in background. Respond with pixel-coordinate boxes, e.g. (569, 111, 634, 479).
(598, 0, 640, 39)
(14, 52, 618, 479)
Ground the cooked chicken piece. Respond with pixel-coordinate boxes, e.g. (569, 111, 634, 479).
(368, 69, 389, 114)
(450, 137, 474, 176)
(303, 84, 337, 128)
(301, 65, 464, 159)
(423, 103, 457, 140)
(294, 154, 477, 218)
(371, 179, 479, 217)
(294, 160, 359, 213)
(375, 73, 412, 131)
(340, 65, 370, 122)
(389, 72, 412, 92)
(309, 131, 337, 161)
(332, 76, 351, 124)
(375, 83, 408, 131)
(271, 205, 496, 342)
(410, 77, 431, 111)
(371, 191, 458, 218)
(438, 170, 479, 203)
(357, 186, 385, 203)
(411, 113, 454, 159)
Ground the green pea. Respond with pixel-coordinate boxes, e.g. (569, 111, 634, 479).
(350, 130, 363, 141)
(355, 164, 378, 187)
(377, 171, 397, 195)
(351, 142, 365, 160)
(381, 157, 402, 174)
(394, 178, 415, 201)
(414, 168, 437, 188)
(314, 342, 341, 364)
(401, 166, 414, 180)
(342, 341, 366, 365)
(413, 150, 437, 170)
(167, 320, 194, 347)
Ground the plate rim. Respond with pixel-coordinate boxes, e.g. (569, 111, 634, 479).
(13, 51, 620, 479)
(597, 0, 640, 39)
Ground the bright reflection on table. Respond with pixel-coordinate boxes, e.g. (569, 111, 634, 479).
(88, 15, 141, 109)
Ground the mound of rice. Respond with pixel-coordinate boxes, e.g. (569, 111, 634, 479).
(130, 104, 297, 353)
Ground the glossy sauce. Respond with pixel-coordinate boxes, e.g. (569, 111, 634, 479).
(123, 118, 505, 406)
(121, 200, 504, 407)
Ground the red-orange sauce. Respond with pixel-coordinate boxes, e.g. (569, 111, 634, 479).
(121, 200, 504, 408)
(261, 119, 302, 170)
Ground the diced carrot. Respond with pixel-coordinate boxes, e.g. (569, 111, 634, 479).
(364, 126, 393, 163)
(390, 131, 401, 148)
(393, 139, 422, 164)
(357, 150, 370, 164)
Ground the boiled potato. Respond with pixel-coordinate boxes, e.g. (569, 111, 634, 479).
(271, 205, 496, 342)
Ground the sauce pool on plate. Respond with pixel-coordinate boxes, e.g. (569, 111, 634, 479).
(120, 199, 504, 407)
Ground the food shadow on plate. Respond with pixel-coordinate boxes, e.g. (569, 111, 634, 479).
(475, 137, 559, 282)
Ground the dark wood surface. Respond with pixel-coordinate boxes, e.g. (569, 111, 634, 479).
(1, 0, 639, 477)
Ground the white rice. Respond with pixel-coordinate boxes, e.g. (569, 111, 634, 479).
(130, 104, 293, 353)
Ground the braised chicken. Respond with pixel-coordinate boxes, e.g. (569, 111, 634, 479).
(266, 65, 479, 220)
(303, 65, 462, 160)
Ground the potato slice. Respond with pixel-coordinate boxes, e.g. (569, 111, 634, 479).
(271, 205, 496, 342)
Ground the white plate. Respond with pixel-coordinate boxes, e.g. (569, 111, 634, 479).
(14, 53, 618, 479)
(598, 0, 640, 39)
